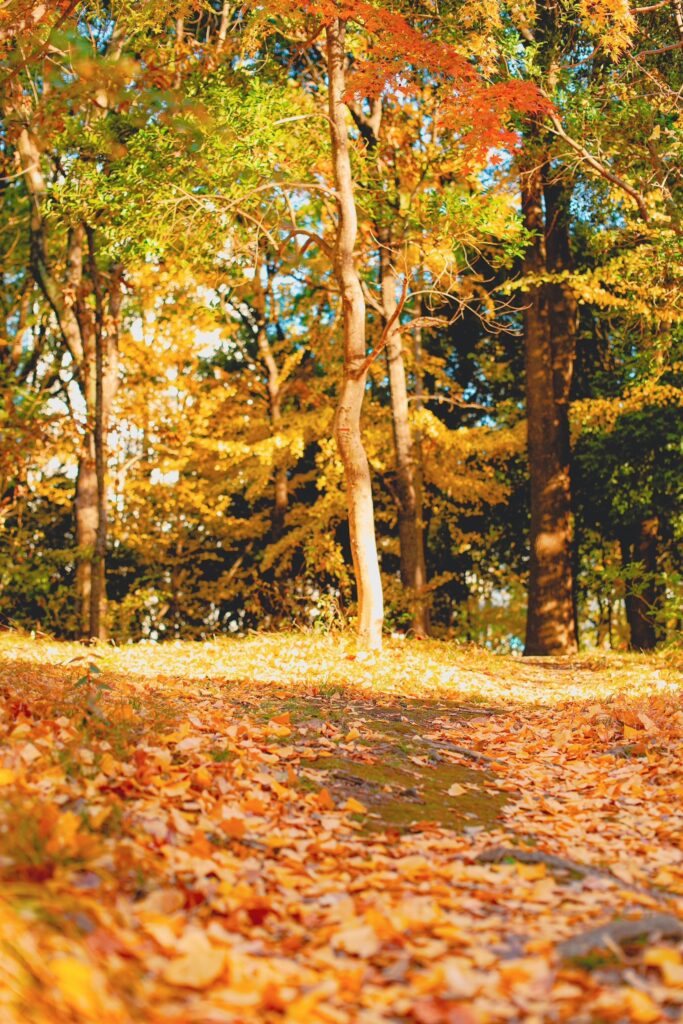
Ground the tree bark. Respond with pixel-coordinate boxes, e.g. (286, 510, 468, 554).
(253, 256, 288, 538)
(621, 517, 659, 651)
(326, 18, 383, 650)
(521, 155, 577, 655)
(5, 43, 120, 641)
(378, 225, 429, 635)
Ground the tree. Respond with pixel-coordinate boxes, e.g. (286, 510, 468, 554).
(325, 17, 384, 649)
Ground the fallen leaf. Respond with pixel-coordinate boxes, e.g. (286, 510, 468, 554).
(623, 987, 662, 1023)
(162, 948, 226, 989)
(332, 923, 380, 957)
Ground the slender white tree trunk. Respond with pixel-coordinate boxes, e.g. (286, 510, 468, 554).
(326, 18, 383, 650)
(378, 226, 429, 635)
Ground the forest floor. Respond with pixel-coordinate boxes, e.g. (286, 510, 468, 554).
(0, 633, 681, 1023)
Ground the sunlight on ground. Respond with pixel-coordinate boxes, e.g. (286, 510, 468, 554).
(1, 631, 680, 705)
(0, 632, 682, 1022)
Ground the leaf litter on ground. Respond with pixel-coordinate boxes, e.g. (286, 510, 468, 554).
(0, 632, 681, 1022)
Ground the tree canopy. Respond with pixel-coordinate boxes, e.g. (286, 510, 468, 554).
(1, 0, 681, 651)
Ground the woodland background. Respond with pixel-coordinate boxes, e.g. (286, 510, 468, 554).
(1, 0, 681, 652)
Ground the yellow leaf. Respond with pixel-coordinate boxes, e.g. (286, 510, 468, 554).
(162, 948, 226, 989)
(99, 752, 118, 776)
(265, 834, 291, 849)
(345, 797, 367, 814)
(623, 987, 661, 1023)
(46, 811, 81, 854)
(624, 725, 642, 740)
(164, 777, 191, 797)
(52, 957, 103, 1018)
(643, 947, 682, 969)
(517, 862, 547, 881)
(88, 805, 111, 829)
(661, 962, 683, 988)
(266, 721, 291, 737)
(0, 769, 16, 786)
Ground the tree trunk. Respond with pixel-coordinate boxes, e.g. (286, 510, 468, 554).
(377, 225, 429, 635)
(621, 517, 659, 651)
(327, 18, 383, 650)
(75, 444, 98, 639)
(253, 257, 288, 538)
(544, 175, 579, 646)
(7, 68, 120, 642)
(412, 291, 430, 632)
(521, 156, 577, 655)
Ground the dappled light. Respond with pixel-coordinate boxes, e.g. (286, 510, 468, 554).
(1, 0, 682, 1021)
(0, 635, 681, 1022)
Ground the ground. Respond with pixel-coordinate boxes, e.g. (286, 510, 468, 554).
(0, 632, 681, 1024)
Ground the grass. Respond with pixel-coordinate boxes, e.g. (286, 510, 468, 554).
(1, 630, 680, 706)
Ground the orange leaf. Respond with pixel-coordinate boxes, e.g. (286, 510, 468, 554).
(316, 787, 334, 810)
(242, 797, 266, 814)
(193, 766, 212, 787)
(222, 817, 246, 839)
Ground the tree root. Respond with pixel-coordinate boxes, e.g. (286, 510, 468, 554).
(424, 739, 499, 765)
(478, 845, 601, 876)
(558, 912, 683, 959)
(476, 846, 671, 904)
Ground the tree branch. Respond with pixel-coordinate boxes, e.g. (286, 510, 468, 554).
(351, 276, 409, 380)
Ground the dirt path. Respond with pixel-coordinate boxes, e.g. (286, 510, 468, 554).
(0, 634, 681, 1023)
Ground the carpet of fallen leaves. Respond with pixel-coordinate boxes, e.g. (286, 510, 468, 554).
(0, 632, 681, 1024)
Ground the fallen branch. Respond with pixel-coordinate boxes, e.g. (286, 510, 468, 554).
(424, 739, 499, 765)
(558, 912, 683, 959)
(477, 846, 673, 903)
(478, 845, 603, 876)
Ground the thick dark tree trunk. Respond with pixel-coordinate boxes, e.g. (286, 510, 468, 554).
(521, 155, 577, 656)
(377, 225, 429, 635)
(621, 517, 659, 651)
(327, 18, 383, 650)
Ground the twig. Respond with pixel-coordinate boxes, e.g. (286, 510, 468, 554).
(632, 0, 671, 11)
(351, 277, 409, 380)
(426, 739, 499, 765)
(634, 39, 683, 57)
(544, 107, 650, 223)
